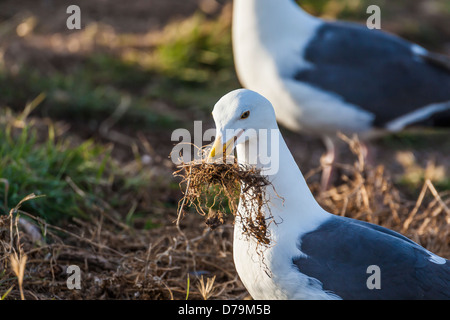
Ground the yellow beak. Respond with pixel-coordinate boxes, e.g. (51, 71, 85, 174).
(208, 135, 236, 161)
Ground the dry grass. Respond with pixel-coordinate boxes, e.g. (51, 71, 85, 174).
(174, 158, 275, 247)
(0, 195, 246, 300)
(1, 135, 448, 300)
(311, 134, 450, 258)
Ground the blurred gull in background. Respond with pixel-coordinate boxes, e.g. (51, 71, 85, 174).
(232, 0, 450, 189)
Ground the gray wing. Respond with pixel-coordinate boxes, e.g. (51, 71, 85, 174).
(294, 22, 450, 128)
(293, 215, 450, 299)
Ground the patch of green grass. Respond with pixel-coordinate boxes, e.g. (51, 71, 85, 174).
(0, 14, 237, 128)
(0, 64, 180, 130)
(381, 131, 450, 192)
(86, 54, 156, 90)
(143, 218, 162, 230)
(300, 0, 331, 15)
(0, 11, 240, 130)
(380, 130, 450, 150)
(126, 12, 239, 111)
(396, 161, 450, 192)
(397, 175, 450, 194)
(0, 104, 151, 224)
(155, 13, 233, 79)
(435, 179, 450, 191)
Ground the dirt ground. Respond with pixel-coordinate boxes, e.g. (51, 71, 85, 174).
(0, 0, 449, 300)
(0, 0, 221, 32)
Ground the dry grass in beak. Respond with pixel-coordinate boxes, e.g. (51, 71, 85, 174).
(174, 157, 276, 247)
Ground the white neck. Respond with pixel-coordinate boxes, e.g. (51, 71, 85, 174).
(235, 129, 326, 225)
(232, 0, 321, 89)
(233, 0, 318, 43)
(233, 0, 315, 30)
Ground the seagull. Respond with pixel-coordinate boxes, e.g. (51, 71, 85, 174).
(232, 0, 450, 188)
(208, 89, 450, 300)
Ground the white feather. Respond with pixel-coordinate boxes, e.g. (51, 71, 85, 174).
(385, 102, 450, 131)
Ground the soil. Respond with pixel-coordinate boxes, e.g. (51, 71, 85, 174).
(0, 0, 449, 300)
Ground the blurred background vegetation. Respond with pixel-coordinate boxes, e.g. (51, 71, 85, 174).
(0, 0, 449, 224)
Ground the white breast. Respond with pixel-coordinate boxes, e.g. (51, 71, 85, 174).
(232, 206, 339, 300)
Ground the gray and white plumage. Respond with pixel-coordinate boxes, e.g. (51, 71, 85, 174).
(232, 0, 450, 137)
(295, 214, 449, 299)
(209, 89, 450, 300)
(294, 22, 450, 131)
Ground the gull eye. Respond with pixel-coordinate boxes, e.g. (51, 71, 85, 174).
(240, 111, 250, 119)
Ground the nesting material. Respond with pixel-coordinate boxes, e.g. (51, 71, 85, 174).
(311, 134, 450, 257)
(174, 158, 275, 246)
